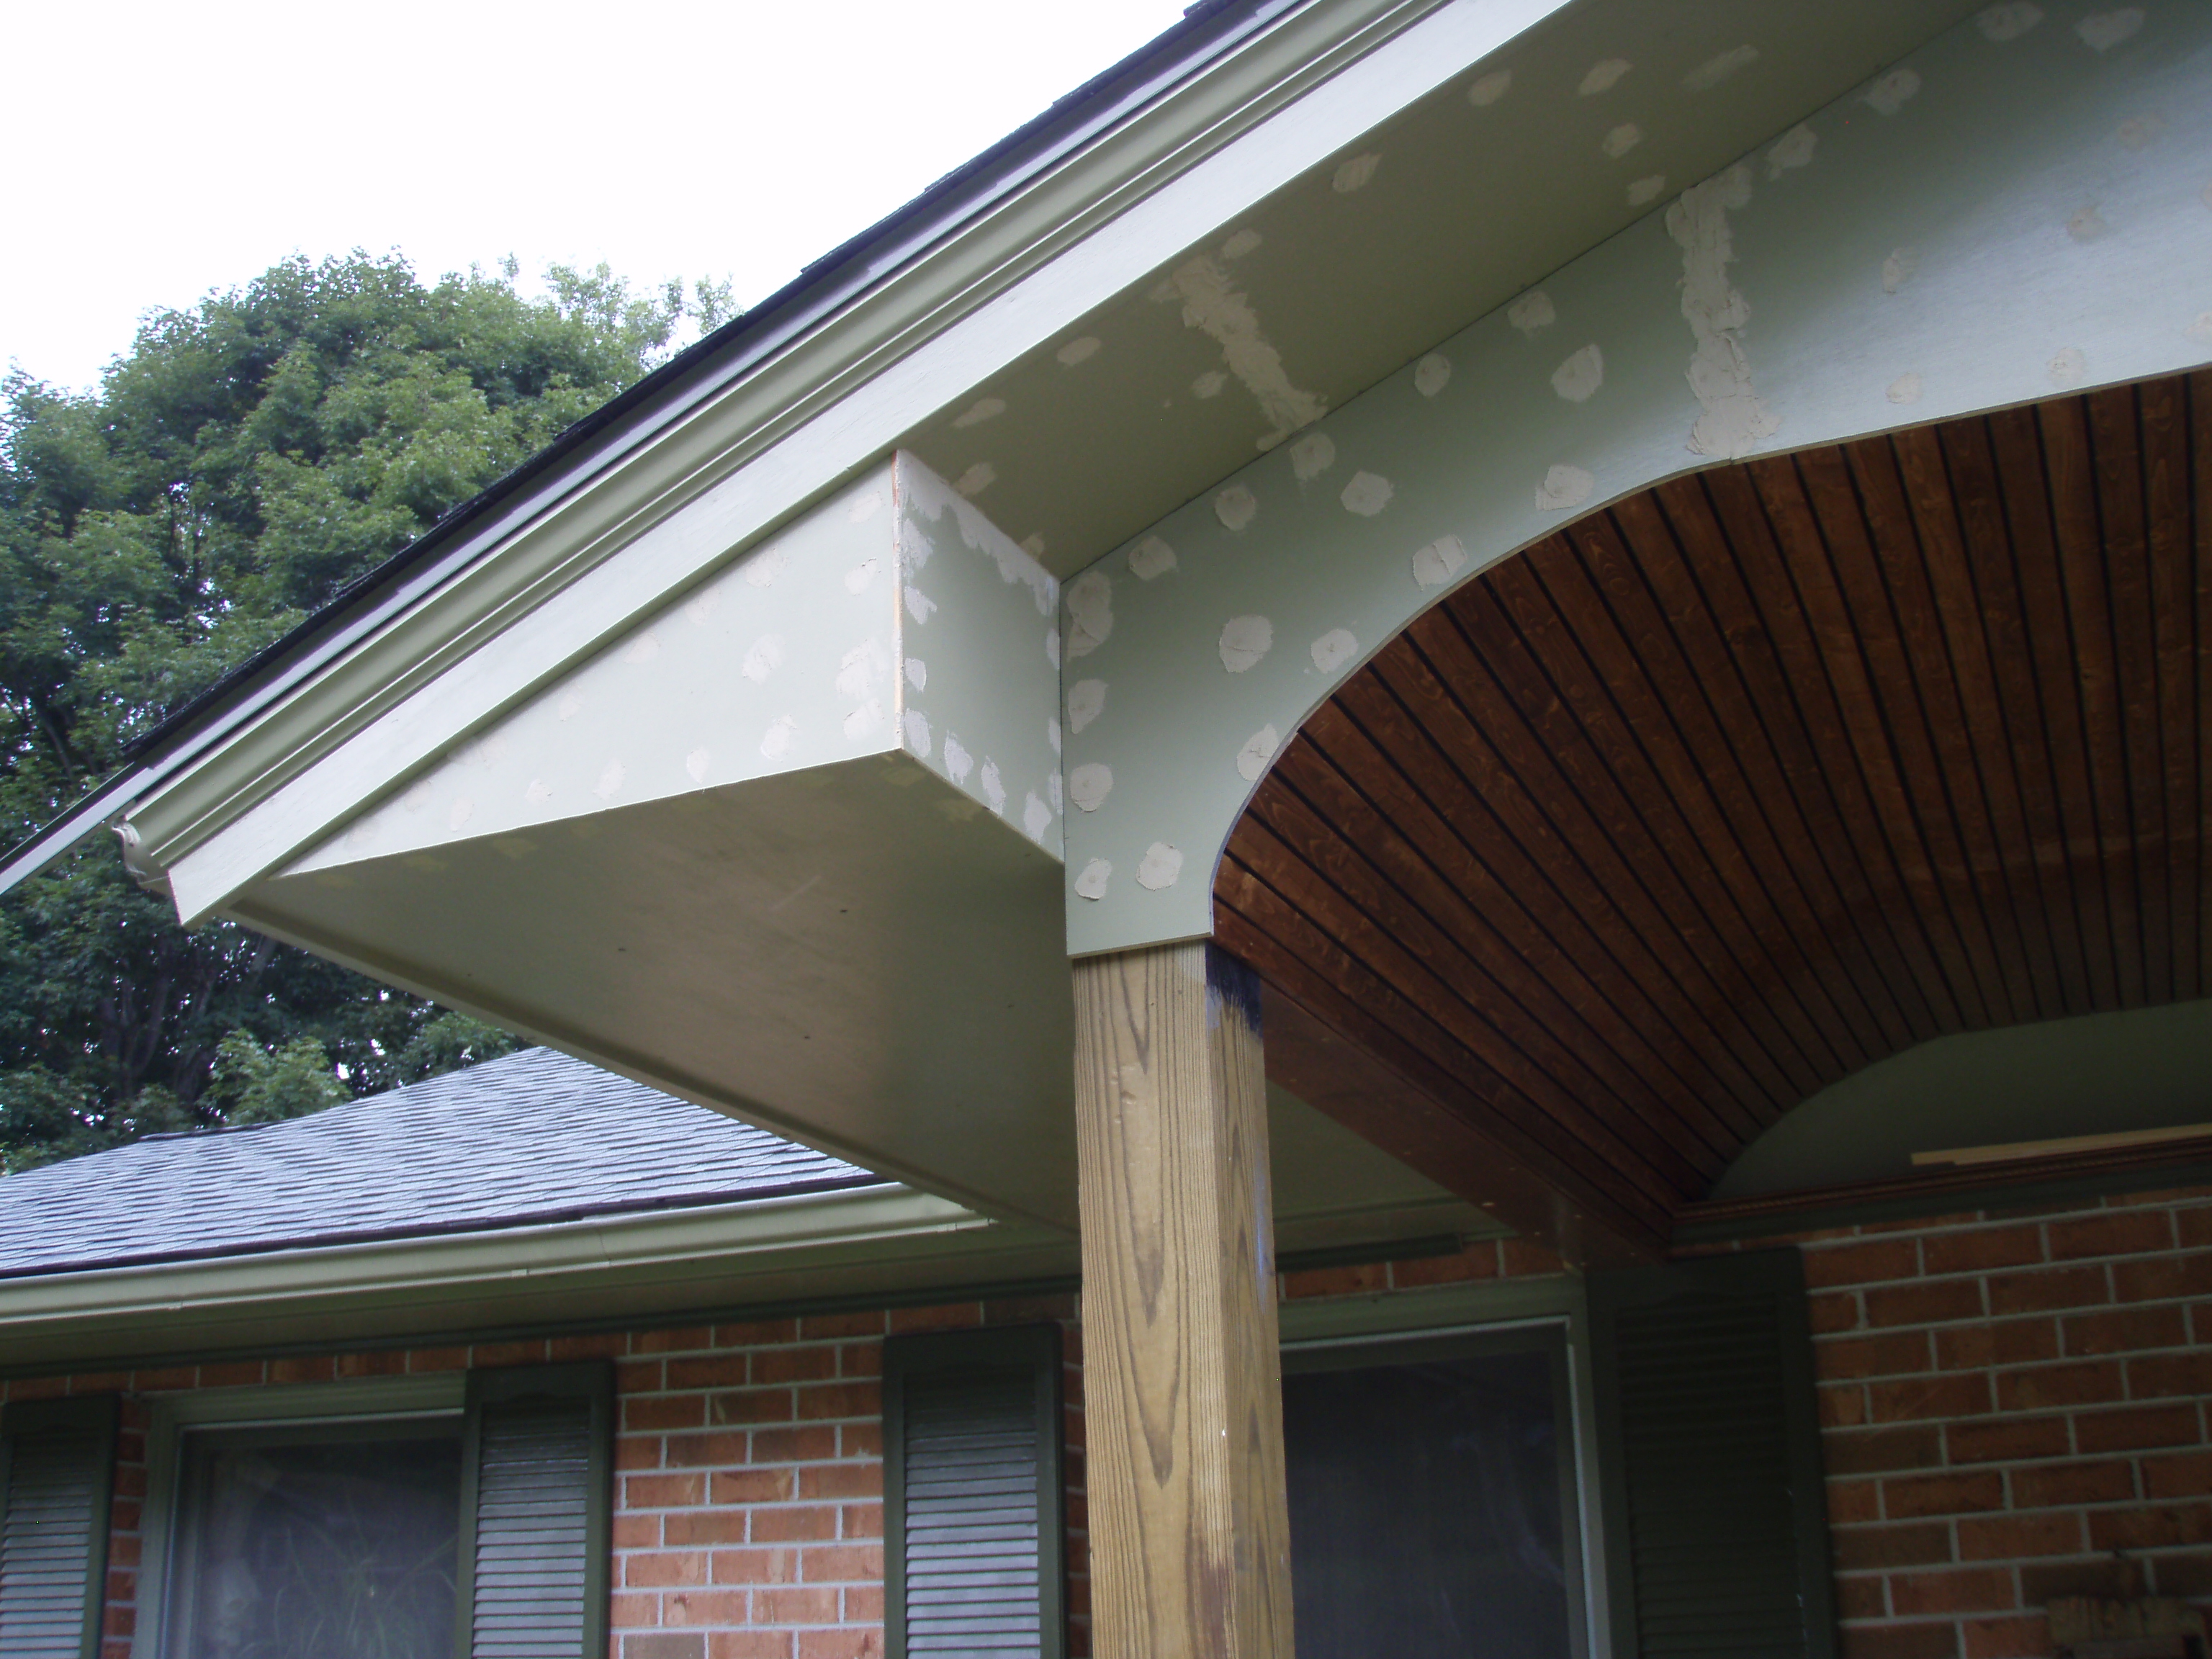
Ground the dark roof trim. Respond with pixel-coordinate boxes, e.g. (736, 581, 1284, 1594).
(1, 0, 1298, 896)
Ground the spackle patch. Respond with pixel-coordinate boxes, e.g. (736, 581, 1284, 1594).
(1069, 763, 1114, 812)
(1888, 372, 1924, 405)
(744, 544, 786, 588)
(1066, 570, 1114, 659)
(1291, 431, 1337, 481)
(1137, 843, 1184, 891)
(1537, 465, 1596, 511)
(1862, 68, 1920, 115)
(1221, 228, 1263, 259)
(450, 797, 474, 830)
(1333, 152, 1382, 193)
(1552, 345, 1604, 403)
(1883, 248, 1916, 294)
(2118, 115, 2164, 151)
(1683, 44, 1758, 91)
(943, 734, 972, 784)
(623, 632, 660, 665)
(904, 585, 938, 624)
(685, 748, 711, 783)
(1045, 627, 1059, 669)
(1068, 679, 1107, 735)
(1579, 58, 1631, 95)
(1166, 256, 1328, 449)
(1022, 793, 1053, 842)
(1048, 770, 1063, 813)
(1215, 484, 1259, 531)
(1074, 859, 1112, 900)
(903, 710, 932, 758)
(1413, 535, 1469, 588)
(1311, 628, 1358, 673)
(2049, 346, 2087, 387)
(1340, 472, 1393, 516)
(981, 762, 1006, 814)
(1056, 336, 1101, 367)
(1192, 370, 1228, 399)
(1768, 125, 1817, 177)
(1414, 354, 1452, 397)
(684, 589, 718, 626)
(1126, 536, 1177, 583)
(526, 779, 553, 806)
(954, 462, 996, 498)
(1668, 163, 1781, 459)
(953, 397, 1006, 429)
(2075, 9, 2144, 50)
(1467, 68, 1511, 105)
(835, 639, 886, 702)
(847, 490, 884, 523)
(1978, 3, 2042, 40)
(2185, 312, 2212, 347)
(760, 716, 795, 762)
(844, 559, 880, 594)
(557, 691, 585, 724)
(1220, 615, 1274, 673)
(594, 760, 626, 801)
(844, 701, 883, 741)
(905, 657, 927, 691)
(2069, 204, 2108, 241)
(1602, 123, 1644, 159)
(1236, 725, 1280, 782)
(1508, 291, 1556, 336)
(1627, 175, 1668, 207)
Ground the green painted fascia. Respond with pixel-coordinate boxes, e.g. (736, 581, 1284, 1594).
(122, 0, 1457, 881)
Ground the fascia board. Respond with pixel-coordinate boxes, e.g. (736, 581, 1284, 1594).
(127, 0, 1566, 904)
(0, 1184, 997, 1340)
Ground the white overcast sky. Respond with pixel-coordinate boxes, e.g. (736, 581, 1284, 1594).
(6, 0, 1192, 394)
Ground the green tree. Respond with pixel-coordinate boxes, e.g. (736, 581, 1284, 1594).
(1, 251, 729, 1170)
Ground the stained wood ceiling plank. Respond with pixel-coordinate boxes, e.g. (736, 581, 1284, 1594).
(1213, 857, 1676, 1240)
(1745, 453, 1994, 1030)
(1930, 417, 2097, 1016)
(1689, 467, 1961, 1040)
(2139, 375, 2200, 1002)
(1856, 433, 2051, 1022)
(1432, 579, 1835, 1098)
(1986, 404, 2123, 1010)
(1298, 688, 1776, 1139)
(1553, 510, 1893, 1066)
(2038, 396, 2149, 1008)
(1401, 601, 1820, 1103)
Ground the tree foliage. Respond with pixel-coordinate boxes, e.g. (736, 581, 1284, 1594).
(1, 252, 729, 1170)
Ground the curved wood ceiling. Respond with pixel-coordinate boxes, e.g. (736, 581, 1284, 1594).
(1216, 370, 2211, 1251)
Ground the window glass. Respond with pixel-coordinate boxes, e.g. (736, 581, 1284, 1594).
(1282, 1334, 1581, 1659)
(163, 1419, 462, 1659)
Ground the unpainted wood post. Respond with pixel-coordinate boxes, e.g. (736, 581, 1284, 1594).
(1071, 940, 1294, 1659)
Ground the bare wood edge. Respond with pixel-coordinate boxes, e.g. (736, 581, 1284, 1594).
(1256, 982, 1660, 1269)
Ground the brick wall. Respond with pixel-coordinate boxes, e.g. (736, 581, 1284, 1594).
(1791, 1186, 2212, 1659)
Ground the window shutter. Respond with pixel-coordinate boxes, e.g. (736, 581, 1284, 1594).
(885, 1325, 1064, 1659)
(457, 1363, 612, 1659)
(0, 1396, 117, 1659)
(1588, 1249, 1835, 1659)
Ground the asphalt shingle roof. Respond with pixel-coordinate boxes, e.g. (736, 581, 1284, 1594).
(0, 1047, 882, 1279)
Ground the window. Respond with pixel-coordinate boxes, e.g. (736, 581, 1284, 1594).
(134, 1364, 611, 1659)
(1282, 1327, 1589, 1659)
(884, 1326, 1065, 1659)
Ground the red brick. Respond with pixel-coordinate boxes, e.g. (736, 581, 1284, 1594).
(1822, 1331, 1935, 1381)
(1992, 1359, 2123, 1411)
(1835, 1576, 1887, 1620)
(1944, 1414, 2069, 1465)
(266, 1356, 334, 1384)
(616, 1437, 660, 1471)
(1840, 1621, 1959, 1659)
(799, 1311, 886, 1340)
(2062, 1304, 2188, 1355)
(612, 1514, 659, 1550)
(1938, 1317, 2061, 1372)
(1884, 1470, 2006, 1518)
(752, 1348, 840, 1385)
(662, 1590, 747, 1625)
(1804, 1238, 1921, 1288)
(1869, 1372, 1992, 1424)
(2127, 1351, 2212, 1397)
(709, 1547, 799, 1585)
(2048, 1210, 2173, 1259)
(608, 1591, 660, 1628)
(795, 1382, 880, 1421)
(2179, 1205, 2212, 1248)
(1889, 1565, 2015, 1614)
(549, 1331, 629, 1362)
(1498, 1239, 1567, 1277)
(711, 1389, 796, 1426)
(634, 1326, 716, 1355)
(2143, 1448, 2212, 1498)
(710, 1633, 793, 1659)
(1830, 1479, 1882, 1525)
(2086, 1502, 2212, 1551)
(2152, 1550, 2212, 1595)
(751, 1506, 838, 1545)
(663, 1511, 750, 1547)
(842, 1501, 884, 1539)
(796, 1631, 878, 1659)
(798, 1463, 882, 1501)
(1962, 1614, 2050, 1659)
(665, 1431, 750, 1467)
(626, 1395, 706, 1432)
(1282, 1262, 1388, 1299)
(838, 1344, 883, 1380)
(1812, 1291, 1863, 1334)
(1822, 1385, 1869, 1428)
(469, 1339, 549, 1369)
(626, 1552, 709, 1588)
(624, 1472, 706, 1507)
(404, 1347, 468, 1374)
(1956, 1510, 2082, 1560)
(840, 1424, 883, 1460)
(709, 1467, 795, 1504)
(618, 1359, 666, 1393)
(1987, 1265, 2109, 1316)
(335, 1350, 408, 1378)
(2009, 1459, 2135, 1508)
(2074, 1403, 2202, 1452)
(197, 1362, 266, 1388)
(842, 1583, 885, 1623)
(1828, 1426, 1946, 1475)
(1832, 1521, 1953, 1569)
(1923, 1224, 2046, 1275)
(714, 1319, 799, 1346)
(1389, 1247, 1498, 1289)
(801, 1543, 884, 1582)
(129, 1367, 196, 1392)
(623, 1636, 705, 1659)
(2021, 1558, 2136, 1600)
(665, 1354, 751, 1390)
(2111, 1253, 2212, 1302)
(753, 1586, 840, 1623)
(1867, 1279, 1987, 1327)
(886, 1303, 981, 1335)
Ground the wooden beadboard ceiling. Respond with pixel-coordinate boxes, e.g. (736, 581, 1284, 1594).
(1217, 371, 2211, 1253)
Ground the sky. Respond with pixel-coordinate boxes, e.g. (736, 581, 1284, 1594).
(4, 0, 1192, 394)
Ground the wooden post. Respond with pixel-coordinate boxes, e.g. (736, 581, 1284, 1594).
(1071, 940, 1294, 1659)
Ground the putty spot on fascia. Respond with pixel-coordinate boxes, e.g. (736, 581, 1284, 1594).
(1161, 255, 1326, 451)
(1668, 163, 1781, 460)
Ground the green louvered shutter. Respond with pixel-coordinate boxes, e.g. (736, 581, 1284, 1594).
(456, 1364, 611, 1659)
(1588, 1249, 1835, 1659)
(0, 1397, 117, 1659)
(885, 1326, 1064, 1659)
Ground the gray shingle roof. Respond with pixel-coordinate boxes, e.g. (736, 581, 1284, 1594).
(0, 1048, 881, 1279)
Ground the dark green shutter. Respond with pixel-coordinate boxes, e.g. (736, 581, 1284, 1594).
(457, 1363, 612, 1659)
(884, 1325, 1064, 1659)
(0, 1397, 117, 1659)
(1588, 1249, 1835, 1659)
